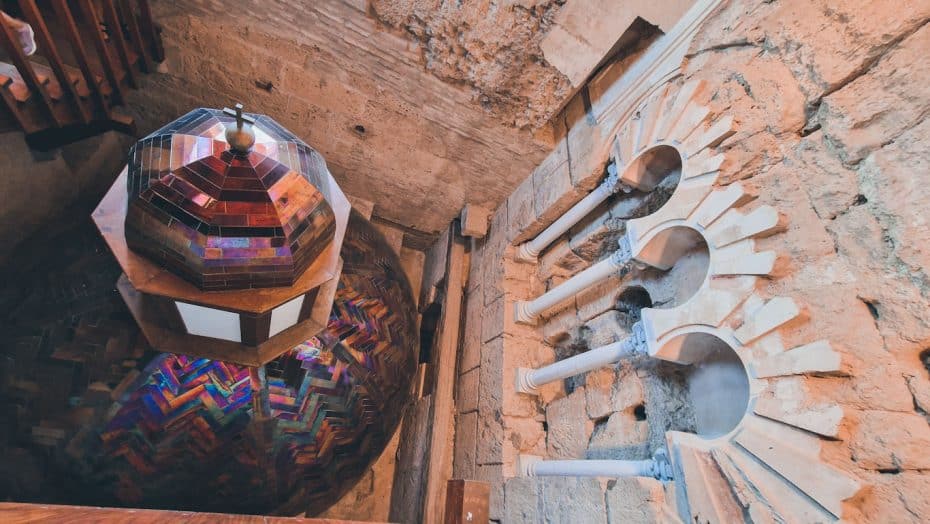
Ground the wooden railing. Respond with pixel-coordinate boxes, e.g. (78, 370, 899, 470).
(0, 0, 163, 149)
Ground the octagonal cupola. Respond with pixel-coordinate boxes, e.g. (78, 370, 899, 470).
(124, 105, 337, 290)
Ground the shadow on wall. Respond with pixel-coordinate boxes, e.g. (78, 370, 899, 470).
(0, 130, 133, 264)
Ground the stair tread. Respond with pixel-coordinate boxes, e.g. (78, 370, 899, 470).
(0, 62, 33, 102)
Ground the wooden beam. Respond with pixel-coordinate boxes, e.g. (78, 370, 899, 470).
(18, 0, 92, 123)
(0, 502, 375, 523)
(422, 222, 467, 523)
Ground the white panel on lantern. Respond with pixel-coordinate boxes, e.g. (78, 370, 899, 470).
(269, 294, 305, 337)
(175, 301, 242, 343)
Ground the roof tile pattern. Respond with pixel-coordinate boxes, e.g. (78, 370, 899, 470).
(125, 108, 336, 290)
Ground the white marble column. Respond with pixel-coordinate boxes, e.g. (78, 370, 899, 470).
(516, 323, 647, 394)
(514, 236, 633, 325)
(516, 163, 631, 263)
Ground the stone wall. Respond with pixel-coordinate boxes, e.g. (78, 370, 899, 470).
(453, 0, 930, 522)
(125, 0, 555, 239)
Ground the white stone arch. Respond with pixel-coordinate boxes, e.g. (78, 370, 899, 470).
(616, 79, 863, 522)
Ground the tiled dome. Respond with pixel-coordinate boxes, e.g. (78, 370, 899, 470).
(125, 108, 337, 290)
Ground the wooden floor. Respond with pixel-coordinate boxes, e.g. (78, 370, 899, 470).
(0, 503, 379, 523)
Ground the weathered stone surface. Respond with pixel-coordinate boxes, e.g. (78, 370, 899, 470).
(453, 411, 478, 479)
(539, 477, 608, 523)
(456, 367, 479, 414)
(584, 310, 632, 349)
(545, 387, 594, 459)
(370, 0, 572, 128)
(460, 288, 483, 373)
(589, 412, 649, 453)
(856, 471, 930, 524)
(605, 477, 668, 524)
(474, 464, 504, 521)
(134, 1, 554, 238)
(584, 363, 646, 423)
(460, 204, 491, 238)
(503, 478, 540, 524)
(850, 411, 930, 471)
(819, 22, 930, 165)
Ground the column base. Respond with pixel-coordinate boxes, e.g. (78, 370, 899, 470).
(514, 242, 539, 264)
(517, 454, 543, 478)
(513, 300, 538, 325)
(514, 367, 537, 395)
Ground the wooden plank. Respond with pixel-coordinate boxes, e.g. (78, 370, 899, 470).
(0, 502, 375, 523)
(19, 0, 92, 123)
(76, 0, 125, 105)
(118, 0, 151, 72)
(101, 0, 138, 87)
(444, 479, 490, 524)
(421, 222, 467, 523)
(52, 0, 111, 114)
(0, 12, 63, 126)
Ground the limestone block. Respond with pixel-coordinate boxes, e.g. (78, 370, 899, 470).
(454, 411, 478, 479)
(733, 297, 804, 346)
(670, 443, 743, 524)
(858, 471, 930, 524)
(477, 410, 503, 466)
(753, 379, 844, 438)
(752, 340, 843, 378)
(712, 444, 833, 523)
(507, 173, 538, 244)
(474, 464, 504, 521)
(704, 205, 783, 250)
(479, 337, 504, 415)
(538, 238, 587, 282)
(503, 417, 548, 476)
(460, 290, 483, 373)
(480, 335, 543, 419)
(820, 22, 930, 164)
(481, 208, 508, 306)
(541, 304, 580, 346)
(460, 204, 491, 238)
(734, 416, 860, 518)
(568, 206, 617, 262)
(545, 387, 594, 459)
(501, 336, 550, 418)
(851, 411, 930, 471)
(503, 478, 540, 523)
(585, 365, 644, 420)
(589, 413, 649, 451)
(605, 477, 668, 524)
(481, 295, 505, 343)
(533, 144, 580, 229)
(456, 367, 479, 414)
(576, 274, 625, 324)
(345, 194, 374, 220)
(539, 477, 608, 524)
(583, 310, 631, 349)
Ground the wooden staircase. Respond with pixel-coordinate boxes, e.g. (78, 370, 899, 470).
(0, 0, 163, 150)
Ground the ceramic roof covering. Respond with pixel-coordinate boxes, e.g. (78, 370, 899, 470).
(124, 108, 337, 291)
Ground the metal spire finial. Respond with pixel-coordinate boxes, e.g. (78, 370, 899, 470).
(222, 103, 256, 153)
